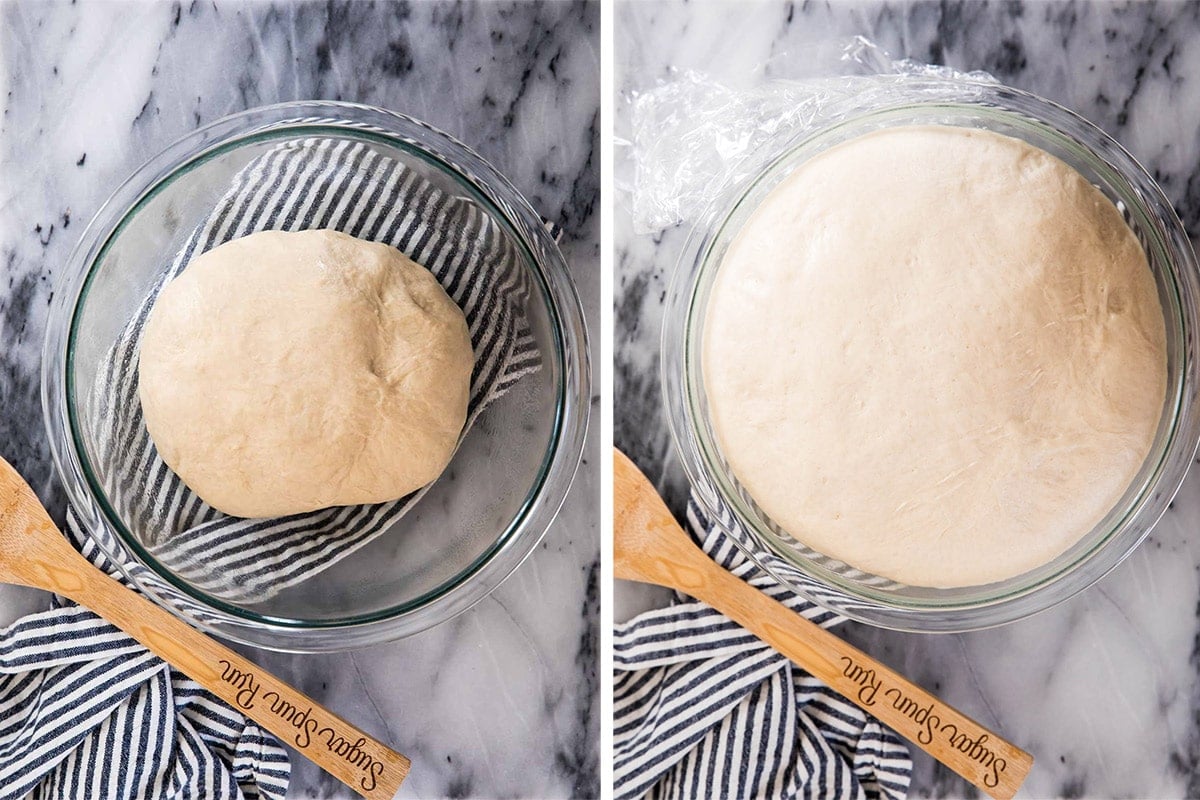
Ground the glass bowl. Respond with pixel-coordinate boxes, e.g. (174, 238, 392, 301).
(663, 79, 1200, 633)
(43, 101, 589, 652)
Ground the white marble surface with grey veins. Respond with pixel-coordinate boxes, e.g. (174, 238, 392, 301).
(616, 2, 1200, 798)
(0, 1, 599, 797)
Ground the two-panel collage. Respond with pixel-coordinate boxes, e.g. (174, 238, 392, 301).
(1, 1, 1199, 798)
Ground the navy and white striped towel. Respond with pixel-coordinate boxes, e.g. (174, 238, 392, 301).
(614, 496, 912, 800)
(88, 134, 539, 605)
(0, 509, 290, 799)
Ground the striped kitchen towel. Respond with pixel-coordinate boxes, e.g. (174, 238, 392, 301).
(614, 497, 912, 800)
(87, 134, 540, 605)
(0, 510, 290, 800)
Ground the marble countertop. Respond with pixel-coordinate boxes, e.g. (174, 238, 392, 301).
(615, 1, 1200, 798)
(0, 1, 598, 798)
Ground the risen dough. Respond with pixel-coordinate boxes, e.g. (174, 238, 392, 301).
(138, 229, 474, 519)
(703, 126, 1167, 588)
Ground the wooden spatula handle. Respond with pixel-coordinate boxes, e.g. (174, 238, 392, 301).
(614, 447, 1032, 799)
(689, 564, 1031, 799)
(45, 549, 409, 800)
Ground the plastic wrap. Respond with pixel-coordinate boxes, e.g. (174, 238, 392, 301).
(620, 37, 998, 234)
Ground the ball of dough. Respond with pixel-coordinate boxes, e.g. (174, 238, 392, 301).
(703, 126, 1167, 588)
(138, 229, 474, 519)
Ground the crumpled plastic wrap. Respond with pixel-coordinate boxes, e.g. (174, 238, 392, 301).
(620, 37, 998, 234)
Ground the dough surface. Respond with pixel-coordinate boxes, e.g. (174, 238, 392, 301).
(138, 229, 474, 519)
(702, 126, 1167, 588)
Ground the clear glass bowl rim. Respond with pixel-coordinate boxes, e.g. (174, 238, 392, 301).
(42, 101, 591, 651)
(662, 79, 1200, 633)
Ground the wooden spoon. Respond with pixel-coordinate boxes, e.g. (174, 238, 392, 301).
(0, 455, 409, 800)
(614, 448, 1033, 800)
